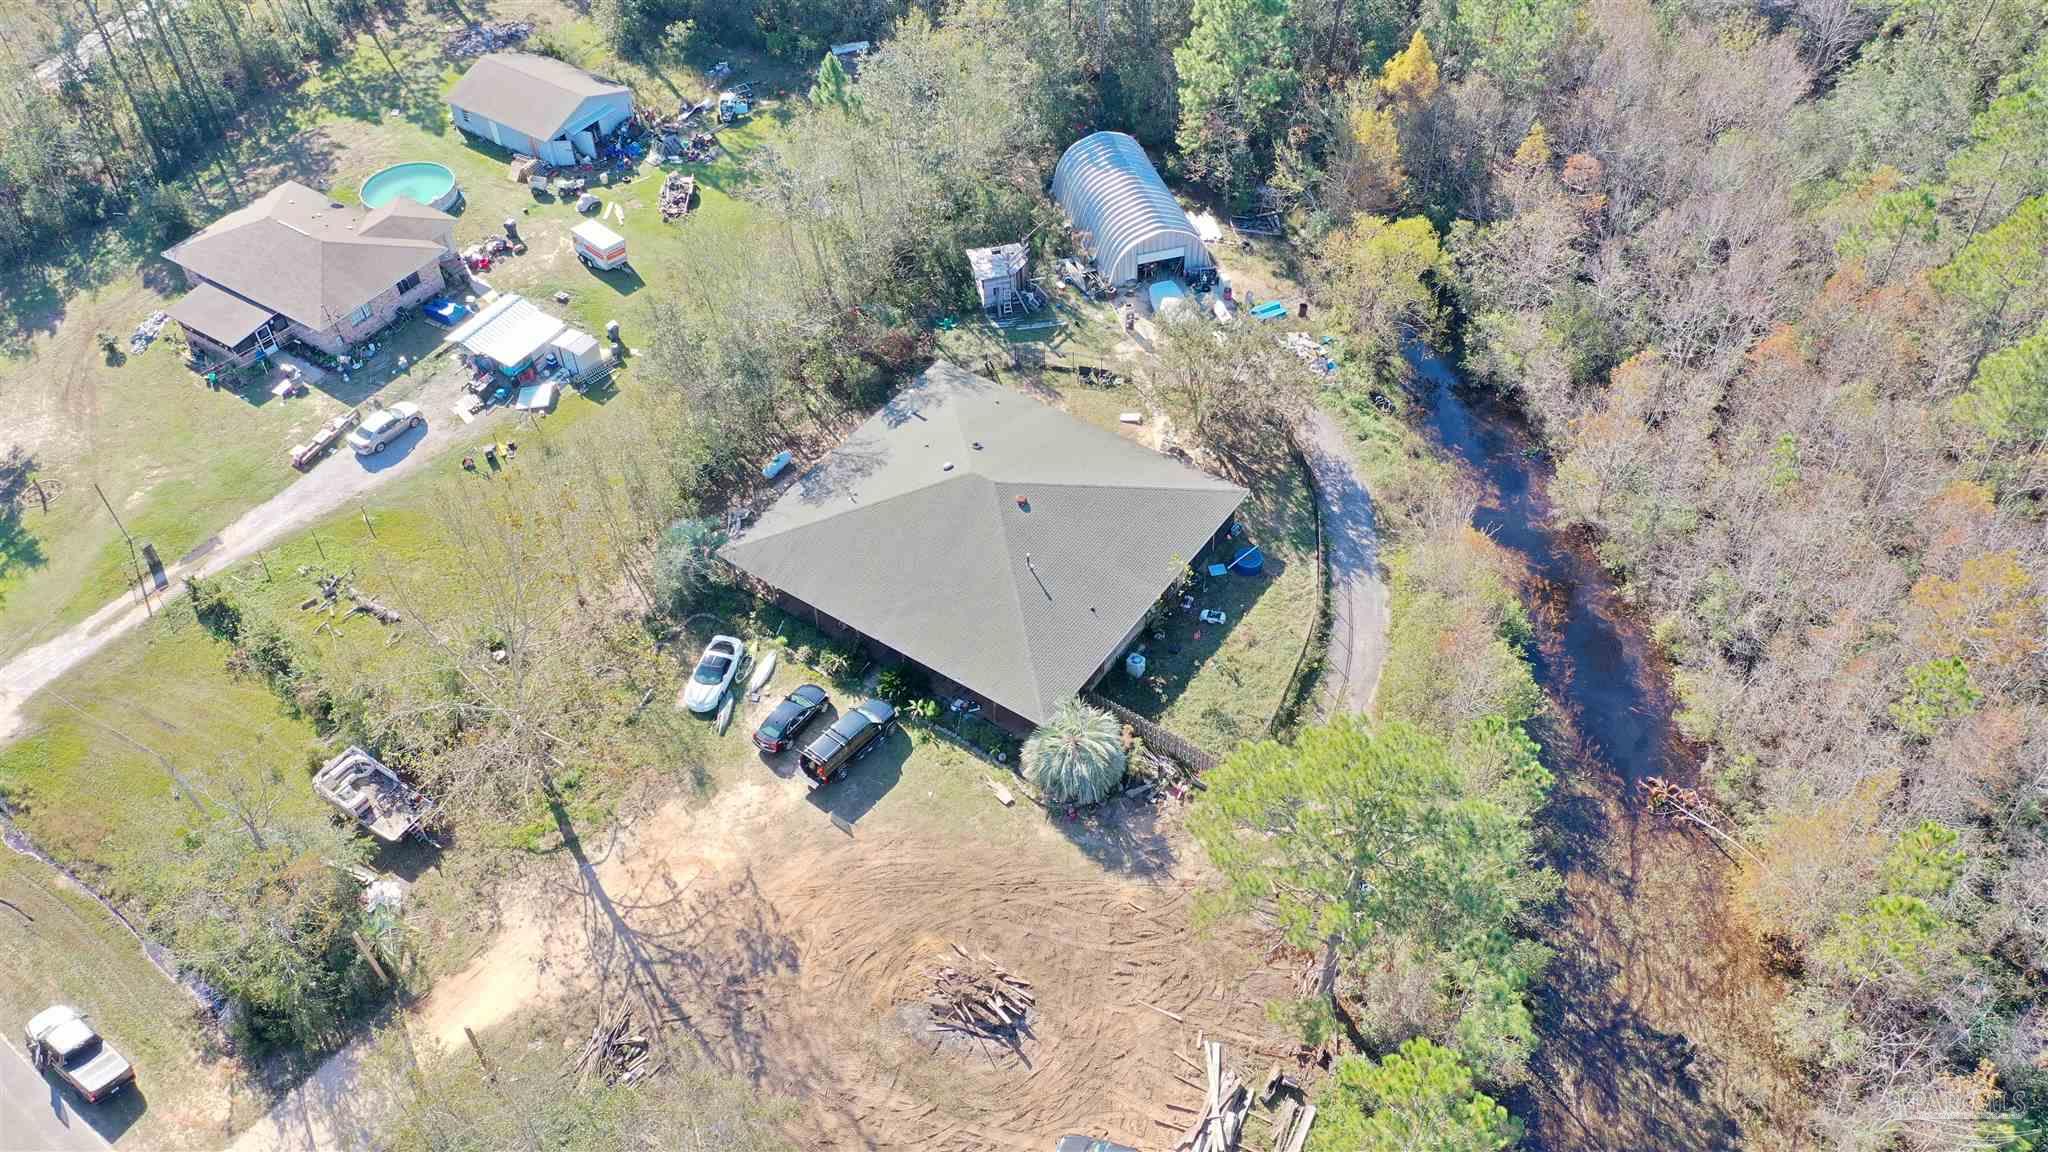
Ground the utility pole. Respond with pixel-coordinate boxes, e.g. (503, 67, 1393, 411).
(93, 481, 151, 617)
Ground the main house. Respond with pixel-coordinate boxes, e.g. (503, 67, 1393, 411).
(164, 181, 456, 367)
(721, 362, 1248, 731)
(447, 53, 633, 168)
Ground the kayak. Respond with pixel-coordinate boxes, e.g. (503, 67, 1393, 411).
(747, 650, 777, 694)
(716, 694, 735, 735)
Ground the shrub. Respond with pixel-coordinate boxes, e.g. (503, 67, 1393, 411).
(876, 666, 926, 703)
(1024, 700, 1126, 804)
(653, 517, 729, 617)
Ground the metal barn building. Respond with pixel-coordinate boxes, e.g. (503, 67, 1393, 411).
(448, 53, 633, 168)
(1051, 131, 1215, 286)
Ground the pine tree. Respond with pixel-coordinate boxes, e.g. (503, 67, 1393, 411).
(810, 51, 859, 112)
(1173, 0, 1295, 204)
(1309, 1037, 1520, 1152)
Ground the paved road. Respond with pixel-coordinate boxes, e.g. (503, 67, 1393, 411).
(1303, 406, 1390, 716)
(0, 369, 507, 745)
(0, 1039, 110, 1152)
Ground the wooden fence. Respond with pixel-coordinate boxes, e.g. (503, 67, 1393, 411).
(1086, 692, 1218, 775)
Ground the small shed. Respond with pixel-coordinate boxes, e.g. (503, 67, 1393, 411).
(551, 328, 603, 377)
(965, 243, 1028, 313)
(448, 293, 567, 374)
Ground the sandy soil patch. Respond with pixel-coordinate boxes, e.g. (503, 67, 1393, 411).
(411, 764, 1296, 1150)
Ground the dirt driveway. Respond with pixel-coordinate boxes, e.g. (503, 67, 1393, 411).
(0, 360, 506, 744)
(1303, 407, 1389, 715)
(233, 722, 1298, 1151)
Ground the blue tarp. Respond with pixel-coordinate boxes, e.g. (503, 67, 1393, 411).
(421, 297, 469, 327)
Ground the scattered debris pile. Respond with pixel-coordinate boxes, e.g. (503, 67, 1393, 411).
(1167, 1042, 1315, 1152)
(1265, 1075, 1317, 1152)
(446, 21, 532, 55)
(569, 1006, 661, 1088)
(926, 944, 1035, 1042)
(300, 568, 403, 626)
(130, 310, 169, 355)
(1130, 743, 1202, 802)
(659, 172, 697, 221)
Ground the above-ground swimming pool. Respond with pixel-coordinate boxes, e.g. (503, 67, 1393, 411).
(360, 162, 462, 212)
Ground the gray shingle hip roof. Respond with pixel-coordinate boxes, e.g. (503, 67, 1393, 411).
(162, 181, 449, 331)
(720, 362, 1246, 725)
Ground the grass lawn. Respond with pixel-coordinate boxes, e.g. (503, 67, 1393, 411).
(0, 850, 247, 1150)
(1039, 376, 1322, 755)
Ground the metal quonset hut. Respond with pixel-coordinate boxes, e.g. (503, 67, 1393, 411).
(1051, 131, 1215, 286)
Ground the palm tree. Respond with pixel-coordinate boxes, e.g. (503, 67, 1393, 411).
(1025, 700, 1127, 805)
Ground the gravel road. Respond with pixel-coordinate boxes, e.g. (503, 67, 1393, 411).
(1303, 406, 1391, 715)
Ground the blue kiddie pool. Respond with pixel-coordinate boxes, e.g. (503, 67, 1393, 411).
(361, 162, 462, 211)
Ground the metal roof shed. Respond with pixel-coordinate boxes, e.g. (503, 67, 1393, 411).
(1051, 131, 1214, 286)
(448, 294, 566, 373)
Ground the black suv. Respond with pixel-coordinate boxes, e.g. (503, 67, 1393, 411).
(798, 698, 896, 787)
(754, 684, 830, 754)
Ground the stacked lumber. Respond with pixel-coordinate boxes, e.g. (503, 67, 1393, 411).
(1174, 1040, 1254, 1152)
(926, 944, 1035, 1041)
(1269, 1099, 1316, 1152)
(569, 1006, 660, 1088)
(660, 172, 697, 221)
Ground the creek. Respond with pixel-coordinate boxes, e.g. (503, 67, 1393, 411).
(1408, 343, 1802, 1152)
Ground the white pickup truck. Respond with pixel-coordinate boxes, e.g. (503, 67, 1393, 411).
(25, 1005, 135, 1104)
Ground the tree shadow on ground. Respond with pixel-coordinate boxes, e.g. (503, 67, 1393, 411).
(0, 449, 50, 609)
(539, 793, 805, 1088)
(1053, 792, 1176, 876)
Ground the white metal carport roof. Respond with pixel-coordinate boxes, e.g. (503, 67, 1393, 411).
(447, 294, 567, 369)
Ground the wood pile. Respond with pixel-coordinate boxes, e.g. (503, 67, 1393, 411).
(1171, 1040, 1311, 1152)
(1266, 1091, 1316, 1152)
(925, 943, 1035, 1041)
(569, 1006, 660, 1088)
(660, 172, 697, 221)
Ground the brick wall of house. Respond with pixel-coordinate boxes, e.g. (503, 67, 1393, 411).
(287, 258, 448, 353)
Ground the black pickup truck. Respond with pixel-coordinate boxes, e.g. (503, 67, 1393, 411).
(797, 698, 896, 787)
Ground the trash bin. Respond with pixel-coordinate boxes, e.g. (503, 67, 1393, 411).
(1125, 651, 1147, 678)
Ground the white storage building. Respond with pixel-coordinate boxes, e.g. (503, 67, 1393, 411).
(449, 53, 633, 168)
(1051, 131, 1214, 287)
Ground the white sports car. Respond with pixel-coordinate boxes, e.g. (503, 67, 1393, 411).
(683, 635, 745, 713)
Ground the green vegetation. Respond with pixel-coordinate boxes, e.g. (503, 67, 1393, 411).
(0, 851, 239, 1150)
(1190, 716, 1553, 1082)
(1309, 1037, 1520, 1152)
(135, 792, 377, 1050)
(1065, 374, 1320, 754)
(1023, 699, 1127, 805)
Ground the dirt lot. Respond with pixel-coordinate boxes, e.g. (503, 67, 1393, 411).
(399, 682, 1298, 1150)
